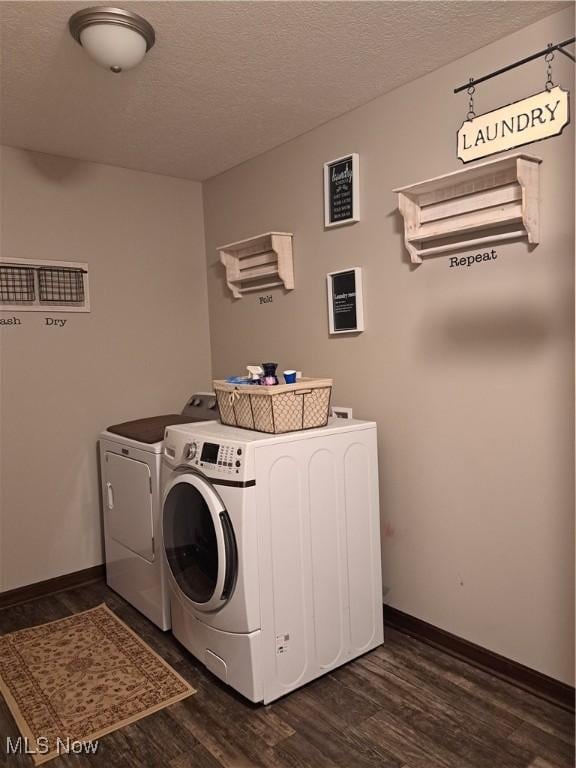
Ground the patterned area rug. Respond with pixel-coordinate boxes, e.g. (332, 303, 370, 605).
(0, 603, 195, 764)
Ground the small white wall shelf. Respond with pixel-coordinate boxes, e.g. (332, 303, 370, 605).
(218, 232, 294, 298)
(394, 153, 541, 264)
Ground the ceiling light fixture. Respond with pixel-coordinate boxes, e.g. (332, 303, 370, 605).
(69, 7, 155, 74)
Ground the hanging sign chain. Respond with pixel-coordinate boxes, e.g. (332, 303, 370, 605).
(466, 78, 476, 121)
(454, 36, 574, 93)
(545, 43, 555, 91)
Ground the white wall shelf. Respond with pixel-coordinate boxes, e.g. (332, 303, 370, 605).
(394, 153, 541, 264)
(218, 232, 294, 298)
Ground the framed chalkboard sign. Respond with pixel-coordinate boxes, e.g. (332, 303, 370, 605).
(323, 153, 360, 228)
(326, 267, 364, 334)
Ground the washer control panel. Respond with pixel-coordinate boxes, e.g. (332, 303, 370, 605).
(187, 440, 243, 475)
(163, 425, 252, 481)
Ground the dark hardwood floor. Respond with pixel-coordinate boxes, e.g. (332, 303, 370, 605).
(0, 581, 573, 768)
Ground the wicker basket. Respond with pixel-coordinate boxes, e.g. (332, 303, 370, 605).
(214, 378, 333, 434)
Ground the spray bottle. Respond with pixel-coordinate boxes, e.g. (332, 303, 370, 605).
(246, 365, 264, 385)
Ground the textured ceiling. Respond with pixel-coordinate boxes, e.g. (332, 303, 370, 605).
(0, 1, 567, 180)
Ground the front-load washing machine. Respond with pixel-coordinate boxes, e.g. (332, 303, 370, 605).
(99, 393, 217, 630)
(161, 418, 383, 703)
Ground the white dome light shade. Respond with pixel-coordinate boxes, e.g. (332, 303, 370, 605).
(80, 24, 147, 72)
(69, 7, 155, 74)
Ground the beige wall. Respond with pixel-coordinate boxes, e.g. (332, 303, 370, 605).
(0, 147, 212, 592)
(203, 9, 575, 684)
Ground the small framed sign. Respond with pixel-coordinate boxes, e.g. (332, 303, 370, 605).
(324, 153, 360, 227)
(326, 267, 364, 334)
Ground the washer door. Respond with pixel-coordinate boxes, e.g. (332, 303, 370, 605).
(162, 473, 237, 612)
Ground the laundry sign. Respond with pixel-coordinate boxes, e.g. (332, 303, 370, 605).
(326, 267, 365, 334)
(324, 153, 360, 227)
(457, 86, 569, 163)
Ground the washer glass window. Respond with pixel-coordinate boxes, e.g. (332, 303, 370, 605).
(163, 482, 219, 603)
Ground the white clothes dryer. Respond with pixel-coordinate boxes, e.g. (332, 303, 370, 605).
(161, 418, 383, 703)
(99, 393, 217, 630)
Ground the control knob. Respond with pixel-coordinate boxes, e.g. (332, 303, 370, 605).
(186, 442, 198, 460)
